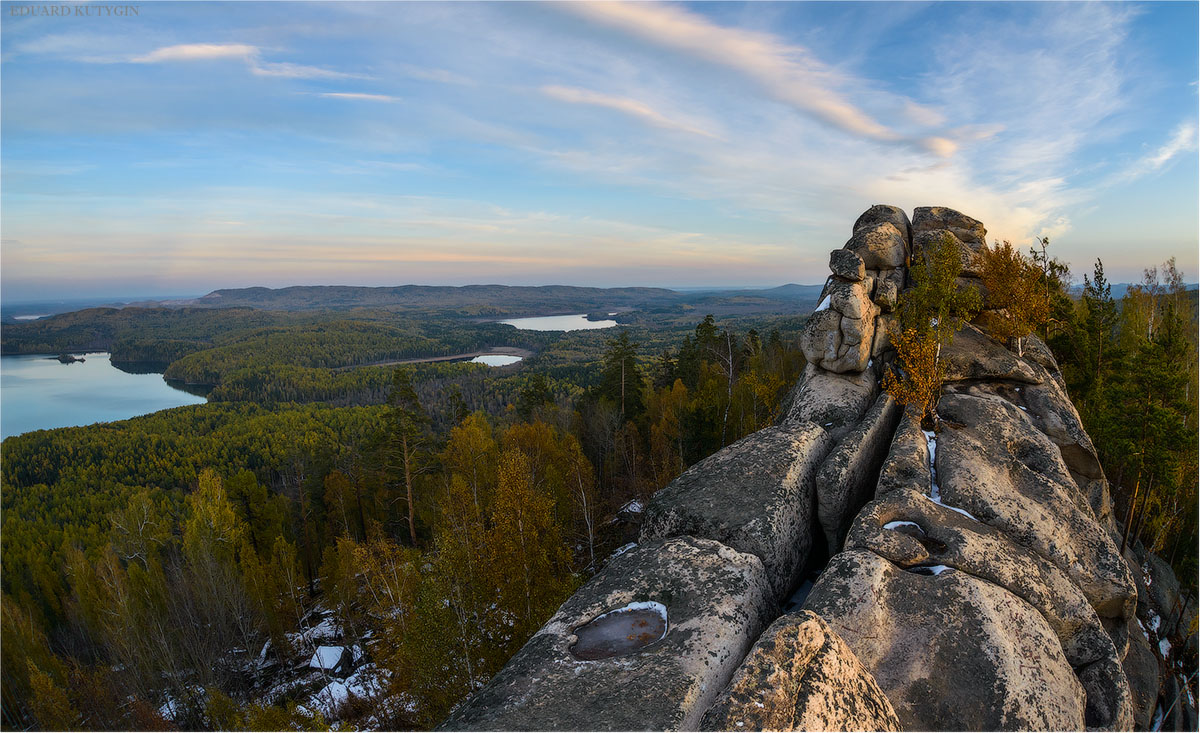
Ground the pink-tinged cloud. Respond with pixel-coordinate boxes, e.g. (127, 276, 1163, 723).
(128, 42, 364, 79)
(314, 92, 400, 102)
(130, 43, 257, 63)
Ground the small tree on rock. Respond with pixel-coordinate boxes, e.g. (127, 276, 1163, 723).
(979, 240, 1048, 356)
(884, 233, 980, 427)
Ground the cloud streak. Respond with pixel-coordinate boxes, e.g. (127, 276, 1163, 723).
(129, 42, 364, 79)
(561, 1, 954, 156)
(540, 85, 718, 139)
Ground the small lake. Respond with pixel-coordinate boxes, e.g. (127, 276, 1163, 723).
(1, 353, 208, 440)
(470, 354, 523, 366)
(499, 313, 617, 331)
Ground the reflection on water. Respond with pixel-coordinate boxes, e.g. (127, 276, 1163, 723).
(499, 313, 616, 331)
(1, 353, 208, 440)
(470, 354, 523, 367)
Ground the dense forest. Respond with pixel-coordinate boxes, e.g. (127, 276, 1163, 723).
(1, 312, 804, 730)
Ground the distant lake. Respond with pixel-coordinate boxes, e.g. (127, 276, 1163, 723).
(470, 354, 523, 366)
(499, 314, 617, 331)
(1, 353, 208, 440)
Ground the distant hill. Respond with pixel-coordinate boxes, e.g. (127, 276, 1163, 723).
(194, 284, 683, 314)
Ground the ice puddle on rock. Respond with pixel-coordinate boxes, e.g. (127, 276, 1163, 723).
(569, 601, 668, 661)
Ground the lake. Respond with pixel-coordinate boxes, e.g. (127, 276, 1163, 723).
(470, 354, 523, 366)
(499, 313, 617, 331)
(0, 353, 208, 440)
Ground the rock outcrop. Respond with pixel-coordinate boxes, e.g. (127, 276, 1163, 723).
(700, 611, 901, 732)
(440, 205, 1195, 732)
(439, 537, 775, 731)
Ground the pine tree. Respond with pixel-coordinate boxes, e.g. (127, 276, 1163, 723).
(384, 368, 431, 545)
(599, 330, 646, 420)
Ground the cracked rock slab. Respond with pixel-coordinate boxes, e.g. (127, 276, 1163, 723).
(439, 537, 775, 731)
(936, 392, 1136, 620)
(641, 422, 833, 600)
(816, 392, 902, 553)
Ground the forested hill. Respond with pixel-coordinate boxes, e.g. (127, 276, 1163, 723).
(195, 284, 681, 312)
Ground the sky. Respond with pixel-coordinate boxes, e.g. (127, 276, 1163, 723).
(1, 1, 1197, 301)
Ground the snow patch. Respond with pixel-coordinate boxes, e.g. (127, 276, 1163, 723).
(615, 600, 667, 619)
(909, 564, 953, 576)
(1159, 638, 1172, 659)
(621, 499, 643, 514)
(815, 294, 832, 312)
(1138, 618, 1151, 641)
(309, 665, 380, 718)
(1149, 611, 1161, 632)
(922, 429, 978, 521)
(883, 520, 922, 531)
(310, 645, 345, 672)
(610, 542, 637, 559)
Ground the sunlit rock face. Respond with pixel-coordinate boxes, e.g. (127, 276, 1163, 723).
(700, 610, 901, 732)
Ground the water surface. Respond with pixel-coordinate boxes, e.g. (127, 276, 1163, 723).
(470, 354, 523, 366)
(1, 353, 207, 440)
(499, 314, 616, 331)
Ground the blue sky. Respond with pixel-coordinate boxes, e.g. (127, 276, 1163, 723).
(1, 1, 1196, 300)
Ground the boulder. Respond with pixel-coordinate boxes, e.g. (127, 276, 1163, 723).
(936, 392, 1137, 620)
(440, 537, 775, 731)
(700, 611, 900, 732)
(873, 269, 903, 312)
(786, 364, 878, 441)
(830, 249, 865, 282)
(799, 309, 843, 367)
(803, 550, 1088, 731)
(828, 278, 875, 320)
(847, 489, 1133, 730)
(845, 223, 908, 270)
(815, 393, 902, 553)
(641, 422, 834, 600)
(870, 314, 893, 357)
(853, 204, 912, 244)
(912, 206, 987, 244)
(913, 229, 984, 277)
(940, 323, 1043, 384)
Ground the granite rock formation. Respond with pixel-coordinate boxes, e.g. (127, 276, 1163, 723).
(440, 205, 1195, 731)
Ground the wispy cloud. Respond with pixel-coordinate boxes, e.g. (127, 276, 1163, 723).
(540, 85, 719, 139)
(1140, 120, 1198, 172)
(397, 64, 475, 86)
(127, 42, 364, 79)
(561, 1, 954, 156)
(130, 43, 256, 63)
(312, 92, 400, 102)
